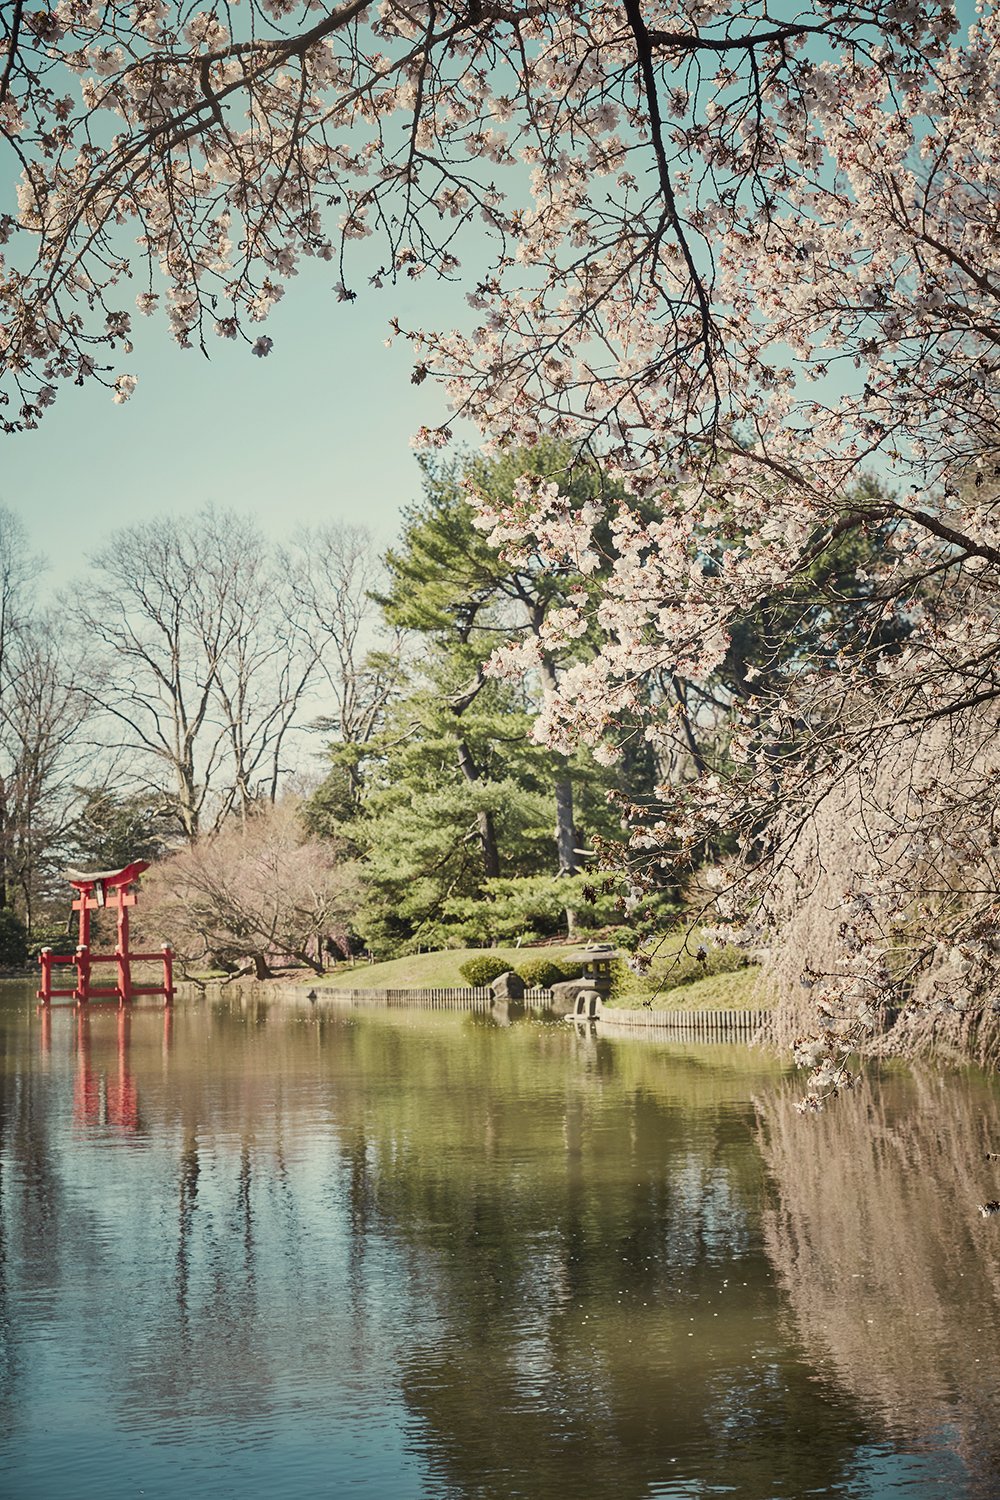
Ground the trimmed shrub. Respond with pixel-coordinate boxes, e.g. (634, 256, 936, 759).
(515, 956, 576, 990)
(459, 954, 513, 988)
(607, 955, 633, 1000)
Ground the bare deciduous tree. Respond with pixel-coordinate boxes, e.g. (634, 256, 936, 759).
(0, 614, 91, 926)
(140, 799, 361, 980)
(0, 508, 91, 923)
(288, 523, 404, 803)
(79, 508, 321, 836)
(200, 515, 321, 821)
(79, 513, 225, 839)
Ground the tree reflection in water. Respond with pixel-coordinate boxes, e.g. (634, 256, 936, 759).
(0, 988, 993, 1498)
(759, 1069, 1000, 1497)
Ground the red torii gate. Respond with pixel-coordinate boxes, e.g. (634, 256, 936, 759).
(37, 860, 174, 1007)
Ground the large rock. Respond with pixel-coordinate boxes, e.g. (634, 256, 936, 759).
(490, 970, 525, 1001)
(548, 977, 589, 1017)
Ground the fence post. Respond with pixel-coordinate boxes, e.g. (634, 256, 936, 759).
(162, 945, 174, 1004)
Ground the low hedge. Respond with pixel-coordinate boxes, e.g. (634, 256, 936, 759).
(515, 956, 577, 990)
(458, 954, 513, 988)
(459, 952, 583, 990)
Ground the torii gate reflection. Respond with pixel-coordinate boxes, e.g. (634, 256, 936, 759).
(39, 1000, 174, 1135)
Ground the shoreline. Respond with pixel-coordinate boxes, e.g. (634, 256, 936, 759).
(173, 977, 771, 1042)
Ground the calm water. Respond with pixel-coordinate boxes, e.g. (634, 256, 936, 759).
(1, 983, 998, 1500)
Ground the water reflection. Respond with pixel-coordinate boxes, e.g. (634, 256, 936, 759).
(759, 1069, 1000, 1498)
(70, 1007, 147, 1134)
(0, 986, 994, 1498)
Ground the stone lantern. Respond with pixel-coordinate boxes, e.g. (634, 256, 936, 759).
(577, 944, 615, 998)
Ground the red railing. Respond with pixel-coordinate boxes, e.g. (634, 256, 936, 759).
(38, 943, 174, 1006)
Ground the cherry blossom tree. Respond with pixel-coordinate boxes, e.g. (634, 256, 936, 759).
(0, 2, 989, 480)
(3, 2, 999, 1076)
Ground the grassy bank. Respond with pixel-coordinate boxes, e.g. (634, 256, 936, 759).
(317, 946, 582, 990)
(607, 964, 766, 1011)
(315, 938, 769, 1012)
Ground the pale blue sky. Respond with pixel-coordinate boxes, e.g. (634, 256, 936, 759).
(2, 253, 470, 585)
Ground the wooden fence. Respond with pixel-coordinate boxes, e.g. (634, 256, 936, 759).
(305, 987, 768, 1039)
(597, 1007, 768, 1041)
(317, 986, 550, 1009)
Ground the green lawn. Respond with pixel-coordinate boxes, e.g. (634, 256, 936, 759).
(317, 946, 583, 990)
(605, 964, 766, 1012)
(312, 938, 771, 1012)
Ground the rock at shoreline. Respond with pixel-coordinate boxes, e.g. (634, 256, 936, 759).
(490, 970, 525, 1001)
(548, 978, 590, 1016)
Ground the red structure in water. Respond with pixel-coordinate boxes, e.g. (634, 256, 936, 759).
(37, 860, 174, 1007)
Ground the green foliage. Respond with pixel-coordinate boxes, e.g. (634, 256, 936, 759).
(621, 938, 752, 1000)
(606, 954, 633, 1000)
(515, 955, 575, 990)
(609, 887, 683, 941)
(26, 919, 77, 959)
(0, 908, 28, 965)
(381, 439, 626, 645)
(303, 745, 368, 853)
(307, 443, 666, 956)
(667, 940, 749, 988)
(458, 954, 513, 987)
(66, 788, 174, 870)
(341, 620, 585, 952)
(358, 752, 557, 954)
(720, 478, 909, 701)
(442, 872, 627, 945)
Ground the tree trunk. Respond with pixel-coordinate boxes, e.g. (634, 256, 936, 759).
(252, 952, 271, 980)
(672, 675, 707, 775)
(448, 674, 501, 883)
(455, 736, 501, 880)
(0, 776, 7, 911)
(176, 763, 200, 840)
(294, 946, 324, 975)
(538, 650, 579, 881)
(554, 775, 578, 875)
(555, 775, 580, 936)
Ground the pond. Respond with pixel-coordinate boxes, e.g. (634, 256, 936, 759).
(1, 982, 998, 1499)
